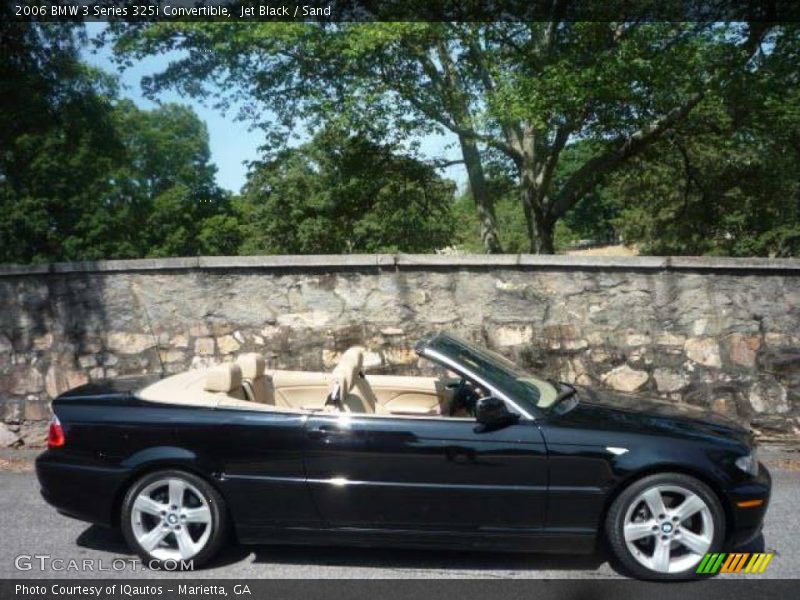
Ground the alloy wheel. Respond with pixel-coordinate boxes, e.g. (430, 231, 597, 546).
(130, 477, 213, 561)
(623, 484, 714, 574)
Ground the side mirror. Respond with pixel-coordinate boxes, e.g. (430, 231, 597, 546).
(474, 396, 520, 431)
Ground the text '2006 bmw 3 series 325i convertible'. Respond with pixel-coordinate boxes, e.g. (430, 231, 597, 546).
(36, 331, 771, 580)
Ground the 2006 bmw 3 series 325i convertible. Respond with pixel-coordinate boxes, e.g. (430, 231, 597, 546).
(37, 332, 770, 580)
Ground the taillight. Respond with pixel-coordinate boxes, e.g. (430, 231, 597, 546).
(48, 415, 65, 449)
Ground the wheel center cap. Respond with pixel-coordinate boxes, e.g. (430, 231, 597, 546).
(167, 513, 178, 525)
(661, 522, 673, 534)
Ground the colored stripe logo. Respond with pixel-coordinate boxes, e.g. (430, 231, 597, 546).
(696, 553, 774, 574)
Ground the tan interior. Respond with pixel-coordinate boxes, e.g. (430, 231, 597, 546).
(137, 347, 455, 417)
(236, 353, 274, 404)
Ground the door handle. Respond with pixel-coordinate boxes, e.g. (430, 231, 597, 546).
(307, 425, 349, 439)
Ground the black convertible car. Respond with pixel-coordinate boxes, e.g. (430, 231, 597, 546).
(37, 332, 770, 579)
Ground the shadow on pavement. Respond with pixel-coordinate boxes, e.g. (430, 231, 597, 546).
(76, 524, 612, 574)
(76, 526, 132, 555)
(248, 544, 611, 573)
(76, 525, 255, 569)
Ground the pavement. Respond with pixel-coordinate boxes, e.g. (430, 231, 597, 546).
(1, 446, 798, 580)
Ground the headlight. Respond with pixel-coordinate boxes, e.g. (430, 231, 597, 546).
(735, 448, 759, 477)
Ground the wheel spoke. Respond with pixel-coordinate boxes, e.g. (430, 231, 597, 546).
(133, 495, 166, 517)
(651, 538, 672, 572)
(673, 494, 706, 522)
(642, 488, 667, 518)
(175, 528, 199, 559)
(131, 477, 213, 560)
(168, 479, 186, 509)
(183, 505, 211, 524)
(138, 525, 168, 552)
(625, 520, 656, 542)
(678, 528, 712, 555)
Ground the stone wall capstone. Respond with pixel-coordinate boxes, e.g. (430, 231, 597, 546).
(1, 254, 799, 446)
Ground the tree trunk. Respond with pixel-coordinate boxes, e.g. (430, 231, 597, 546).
(519, 184, 536, 253)
(532, 210, 555, 254)
(519, 170, 556, 254)
(459, 135, 502, 253)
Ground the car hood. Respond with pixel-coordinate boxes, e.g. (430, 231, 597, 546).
(569, 385, 753, 445)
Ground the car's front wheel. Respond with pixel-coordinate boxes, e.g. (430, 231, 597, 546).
(605, 472, 725, 580)
(121, 469, 228, 569)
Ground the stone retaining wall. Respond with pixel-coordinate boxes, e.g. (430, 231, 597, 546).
(1, 254, 799, 446)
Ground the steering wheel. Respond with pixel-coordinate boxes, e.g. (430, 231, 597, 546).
(448, 378, 480, 417)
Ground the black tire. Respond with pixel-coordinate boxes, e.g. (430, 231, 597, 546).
(121, 469, 228, 569)
(605, 472, 725, 580)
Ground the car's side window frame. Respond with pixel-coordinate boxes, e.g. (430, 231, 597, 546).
(419, 347, 536, 421)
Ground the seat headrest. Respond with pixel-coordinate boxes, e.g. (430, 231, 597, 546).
(204, 363, 242, 393)
(237, 353, 266, 379)
(331, 346, 365, 398)
(341, 346, 364, 371)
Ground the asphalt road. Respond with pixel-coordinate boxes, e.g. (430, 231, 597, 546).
(1, 447, 798, 580)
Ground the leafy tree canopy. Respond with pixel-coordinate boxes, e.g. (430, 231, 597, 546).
(236, 127, 456, 254)
(0, 19, 230, 264)
(108, 20, 786, 253)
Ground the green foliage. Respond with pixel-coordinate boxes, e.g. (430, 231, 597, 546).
(604, 27, 800, 257)
(0, 21, 229, 264)
(111, 101, 228, 258)
(107, 21, 786, 253)
(2, 19, 798, 262)
(237, 128, 456, 254)
(453, 192, 528, 254)
(0, 19, 125, 262)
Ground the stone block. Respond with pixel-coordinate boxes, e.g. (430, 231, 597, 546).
(685, 337, 722, 368)
(653, 368, 688, 393)
(217, 334, 241, 355)
(9, 367, 44, 395)
(194, 337, 215, 356)
(170, 334, 189, 349)
(24, 401, 50, 421)
(656, 332, 686, 347)
(749, 380, 789, 414)
(489, 325, 533, 347)
(384, 347, 417, 366)
(78, 355, 97, 368)
(602, 364, 649, 392)
(0, 423, 21, 447)
(726, 333, 760, 368)
(19, 420, 49, 447)
(106, 332, 155, 354)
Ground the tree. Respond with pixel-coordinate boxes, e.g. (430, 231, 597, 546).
(0, 17, 231, 263)
(236, 128, 455, 254)
(595, 25, 800, 257)
(109, 19, 774, 253)
(110, 101, 230, 258)
(0, 17, 128, 263)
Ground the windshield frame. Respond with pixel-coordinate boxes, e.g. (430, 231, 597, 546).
(416, 332, 552, 419)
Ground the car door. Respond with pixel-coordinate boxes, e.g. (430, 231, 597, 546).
(303, 411, 548, 532)
(213, 408, 323, 529)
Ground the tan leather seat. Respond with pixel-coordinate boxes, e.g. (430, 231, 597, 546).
(330, 347, 381, 413)
(237, 353, 275, 404)
(204, 363, 246, 401)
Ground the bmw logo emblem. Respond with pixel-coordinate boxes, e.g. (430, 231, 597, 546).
(661, 522, 673, 534)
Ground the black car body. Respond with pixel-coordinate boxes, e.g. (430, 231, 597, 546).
(37, 332, 771, 579)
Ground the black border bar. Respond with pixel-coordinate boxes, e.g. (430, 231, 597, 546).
(2, 579, 800, 600)
(7, 0, 800, 23)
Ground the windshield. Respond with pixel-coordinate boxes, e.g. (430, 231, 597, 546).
(421, 333, 560, 410)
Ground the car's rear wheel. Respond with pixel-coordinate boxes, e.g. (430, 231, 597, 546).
(605, 472, 725, 580)
(121, 469, 227, 569)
